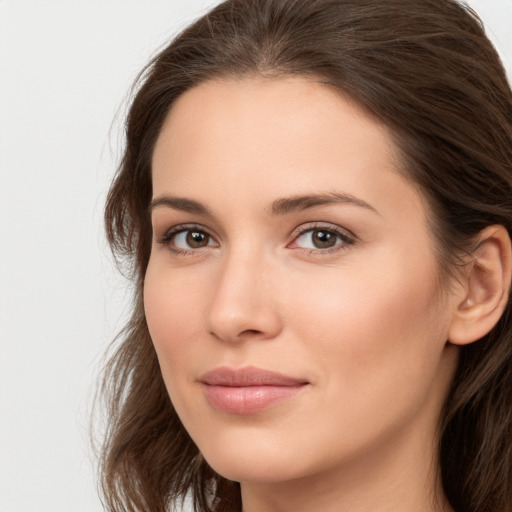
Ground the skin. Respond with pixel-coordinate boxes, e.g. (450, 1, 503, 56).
(145, 77, 462, 512)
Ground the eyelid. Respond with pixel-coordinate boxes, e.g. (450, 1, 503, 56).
(157, 223, 219, 254)
(287, 222, 357, 252)
(290, 221, 356, 239)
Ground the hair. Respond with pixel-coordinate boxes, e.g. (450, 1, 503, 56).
(98, 1, 512, 511)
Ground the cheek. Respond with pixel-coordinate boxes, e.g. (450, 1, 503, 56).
(283, 252, 447, 390)
(143, 261, 206, 376)
(270, 255, 451, 469)
(143, 261, 216, 431)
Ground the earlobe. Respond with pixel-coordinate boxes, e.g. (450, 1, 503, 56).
(448, 225, 512, 346)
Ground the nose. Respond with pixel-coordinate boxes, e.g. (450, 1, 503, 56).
(205, 249, 282, 343)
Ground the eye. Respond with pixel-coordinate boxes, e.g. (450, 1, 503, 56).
(174, 230, 213, 249)
(158, 225, 218, 253)
(289, 225, 355, 252)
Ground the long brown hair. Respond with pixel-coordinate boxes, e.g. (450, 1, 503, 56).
(99, 1, 512, 511)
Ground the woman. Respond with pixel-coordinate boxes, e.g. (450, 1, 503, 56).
(98, 0, 512, 511)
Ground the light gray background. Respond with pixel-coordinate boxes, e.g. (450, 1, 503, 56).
(0, 1, 511, 511)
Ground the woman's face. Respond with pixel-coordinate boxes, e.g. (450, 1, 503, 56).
(145, 77, 460, 485)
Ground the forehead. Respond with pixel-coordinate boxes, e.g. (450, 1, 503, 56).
(153, 77, 396, 167)
(151, 77, 424, 223)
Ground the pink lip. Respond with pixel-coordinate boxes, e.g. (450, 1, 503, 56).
(199, 366, 309, 414)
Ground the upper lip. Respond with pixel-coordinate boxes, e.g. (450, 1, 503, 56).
(199, 366, 308, 387)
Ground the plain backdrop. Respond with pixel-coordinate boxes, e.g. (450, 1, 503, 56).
(0, 1, 511, 511)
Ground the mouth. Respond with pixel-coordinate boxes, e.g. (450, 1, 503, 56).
(199, 366, 309, 414)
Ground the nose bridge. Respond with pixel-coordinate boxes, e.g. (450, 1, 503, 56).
(206, 242, 281, 342)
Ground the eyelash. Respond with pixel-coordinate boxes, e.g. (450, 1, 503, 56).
(290, 223, 356, 255)
(157, 224, 217, 256)
(157, 222, 356, 256)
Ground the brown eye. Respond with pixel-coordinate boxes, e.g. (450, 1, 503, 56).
(186, 230, 210, 248)
(165, 228, 217, 251)
(311, 230, 337, 248)
(290, 225, 355, 253)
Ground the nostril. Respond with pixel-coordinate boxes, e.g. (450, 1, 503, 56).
(238, 329, 263, 337)
(209, 328, 266, 343)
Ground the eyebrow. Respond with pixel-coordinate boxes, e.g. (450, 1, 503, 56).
(149, 196, 212, 216)
(148, 192, 379, 217)
(270, 192, 379, 216)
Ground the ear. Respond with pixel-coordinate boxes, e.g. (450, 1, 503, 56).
(448, 225, 512, 346)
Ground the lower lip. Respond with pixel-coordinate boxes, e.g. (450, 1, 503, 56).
(202, 384, 306, 414)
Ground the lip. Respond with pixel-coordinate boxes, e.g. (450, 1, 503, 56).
(199, 366, 309, 414)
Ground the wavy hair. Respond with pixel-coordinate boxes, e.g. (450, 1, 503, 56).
(98, 1, 512, 511)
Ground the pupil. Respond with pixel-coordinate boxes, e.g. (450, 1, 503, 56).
(313, 230, 336, 248)
(187, 231, 207, 248)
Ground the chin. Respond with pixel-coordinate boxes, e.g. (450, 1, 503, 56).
(195, 429, 310, 484)
(206, 456, 301, 484)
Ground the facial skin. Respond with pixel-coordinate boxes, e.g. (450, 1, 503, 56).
(145, 77, 461, 512)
